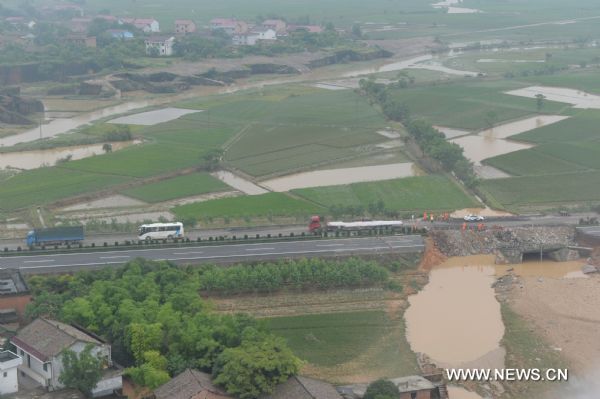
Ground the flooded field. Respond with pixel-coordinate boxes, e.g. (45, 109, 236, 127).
(0, 141, 138, 170)
(433, 126, 470, 139)
(260, 163, 418, 192)
(405, 256, 505, 367)
(211, 170, 268, 195)
(506, 86, 600, 109)
(311, 83, 349, 91)
(473, 164, 511, 179)
(108, 107, 201, 125)
(450, 135, 533, 164)
(61, 195, 146, 211)
(478, 115, 568, 139)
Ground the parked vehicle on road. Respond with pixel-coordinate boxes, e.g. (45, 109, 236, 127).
(138, 222, 185, 241)
(309, 216, 403, 233)
(463, 214, 485, 222)
(26, 226, 84, 247)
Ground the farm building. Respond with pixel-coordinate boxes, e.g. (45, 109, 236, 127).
(145, 36, 175, 56)
(175, 19, 197, 35)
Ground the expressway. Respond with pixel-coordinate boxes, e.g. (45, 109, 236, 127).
(0, 235, 425, 273)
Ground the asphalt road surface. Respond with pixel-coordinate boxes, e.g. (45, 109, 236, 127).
(0, 235, 425, 273)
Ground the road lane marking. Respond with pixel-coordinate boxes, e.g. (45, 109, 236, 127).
(99, 255, 130, 259)
(173, 251, 204, 255)
(24, 259, 55, 263)
(245, 248, 275, 251)
(316, 244, 345, 247)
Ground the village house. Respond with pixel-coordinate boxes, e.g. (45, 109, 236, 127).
(65, 34, 97, 48)
(262, 375, 342, 399)
(174, 19, 197, 35)
(337, 376, 442, 399)
(154, 368, 231, 399)
(288, 24, 324, 34)
(10, 318, 122, 396)
(210, 18, 249, 35)
(0, 351, 22, 395)
(144, 36, 175, 56)
(69, 17, 93, 33)
(0, 269, 30, 324)
(154, 369, 342, 399)
(106, 29, 134, 40)
(120, 18, 160, 33)
(262, 19, 287, 35)
(232, 28, 276, 46)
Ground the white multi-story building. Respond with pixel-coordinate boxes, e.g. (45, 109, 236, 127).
(144, 36, 175, 56)
(0, 351, 22, 395)
(232, 28, 277, 46)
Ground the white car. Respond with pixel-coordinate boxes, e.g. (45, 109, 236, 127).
(464, 214, 485, 222)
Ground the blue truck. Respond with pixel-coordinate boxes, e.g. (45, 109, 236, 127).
(26, 226, 84, 247)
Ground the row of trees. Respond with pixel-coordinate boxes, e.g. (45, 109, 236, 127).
(25, 259, 301, 398)
(358, 77, 478, 188)
(197, 258, 389, 294)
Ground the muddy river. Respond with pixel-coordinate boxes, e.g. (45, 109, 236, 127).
(405, 255, 588, 373)
(405, 256, 505, 368)
(0, 141, 138, 170)
(478, 115, 568, 139)
(108, 107, 201, 125)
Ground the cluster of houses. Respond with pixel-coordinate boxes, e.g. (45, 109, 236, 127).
(0, 270, 449, 399)
(210, 17, 322, 47)
(1, 5, 325, 58)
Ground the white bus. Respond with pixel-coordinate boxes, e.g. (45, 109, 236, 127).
(138, 222, 185, 241)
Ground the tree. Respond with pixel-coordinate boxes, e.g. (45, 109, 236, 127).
(127, 323, 163, 364)
(59, 344, 104, 398)
(351, 24, 362, 38)
(102, 143, 113, 153)
(363, 379, 400, 399)
(536, 94, 545, 112)
(200, 149, 224, 171)
(213, 329, 301, 399)
(125, 350, 170, 389)
(485, 110, 498, 128)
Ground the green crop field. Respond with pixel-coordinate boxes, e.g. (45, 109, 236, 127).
(388, 81, 568, 130)
(173, 192, 323, 220)
(184, 87, 389, 177)
(511, 111, 600, 144)
(293, 175, 480, 212)
(266, 311, 418, 377)
(0, 168, 130, 212)
(481, 171, 600, 210)
(534, 141, 600, 170)
(483, 149, 587, 176)
(520, 71, 600, 96)
(121, 173, 230, 203)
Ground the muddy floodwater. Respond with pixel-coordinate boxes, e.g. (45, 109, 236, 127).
(0, 141, 137, 170)
(433, 126, 470, 139)
(447, 386, 483, 399)
(211, 170, 268, 195)
(506, 86, 600, 109)
(108, 107, 201, 125)
(495, 259, 587, 279)
(261, 163, 418, 192)
(60, 195, 146, 211)
(450, 135, 533, 164)
(405, 256, 505, 367)
(479, 115, 568, 139)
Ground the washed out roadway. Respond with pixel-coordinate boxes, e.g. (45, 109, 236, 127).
(0, 235, 425, 273)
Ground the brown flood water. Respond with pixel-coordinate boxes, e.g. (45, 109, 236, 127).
(405, 256, 504, 367)
(404, 255, 587, 370)
(0, 141, 138, 170)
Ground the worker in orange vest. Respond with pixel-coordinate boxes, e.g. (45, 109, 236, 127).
(462, 222, 467, 231)
(423, 212, 428, 221)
